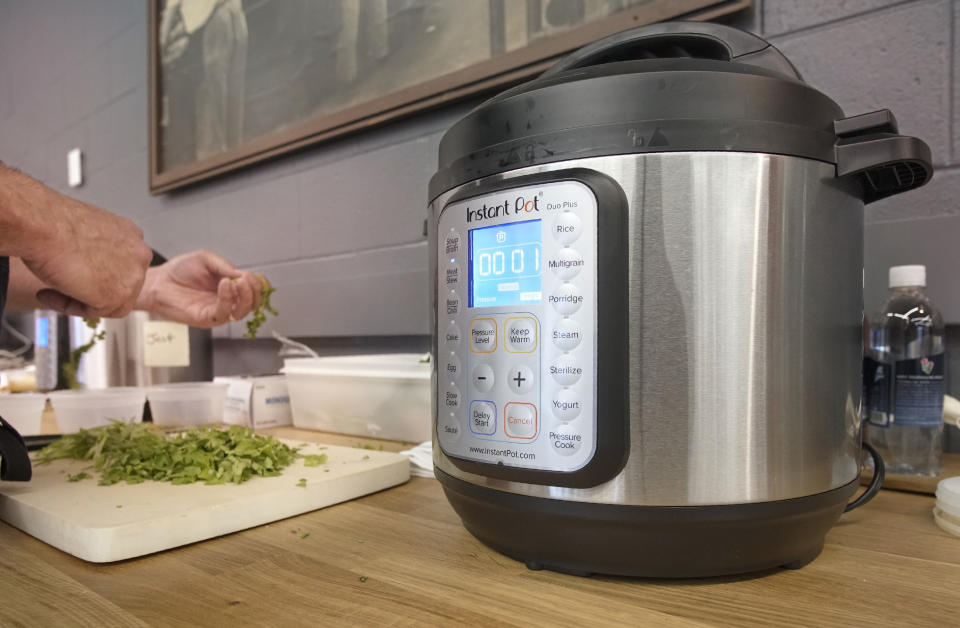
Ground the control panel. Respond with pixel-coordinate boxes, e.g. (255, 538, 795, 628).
(436, 180, 598, 473)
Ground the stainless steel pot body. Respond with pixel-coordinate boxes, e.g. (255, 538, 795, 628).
(430, 152, 864, 506)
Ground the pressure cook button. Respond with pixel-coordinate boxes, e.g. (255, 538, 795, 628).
(507, 365, 535, 395)
(549, 247, 584, 280)
(445, 264, 460, 288)
(549, 283, 583, 315)
(551, 318, 582, 351)
(553, 212, 582, 245)
(469, 401, 496, 435)
(443, 353, 461, 379)
(550, 355, 583, 386)
(444, 230, 462, 255)
(472, 363, 494, 393)
(439, 411, 461, 441)
(444, 322, 462, 347)
(443, 384, 461, 410)
(505, 317, 538, 353)
(446, 291, 460, 316)
(469, 318, 497, 353)
(504, 402, 538, 439)
(549, 424, 583, 457)
(551, 389, 582, 421)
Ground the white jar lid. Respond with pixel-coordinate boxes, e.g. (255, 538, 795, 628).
(934, 477, 960, 538)
(889, 264, 926, 288)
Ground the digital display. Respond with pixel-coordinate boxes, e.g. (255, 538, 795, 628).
(36, 317, 49, 348)
(469, 219, 542, 307)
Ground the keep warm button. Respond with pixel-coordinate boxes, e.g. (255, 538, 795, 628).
(505, 317, 538, 353)
(504, 402, 537, 440)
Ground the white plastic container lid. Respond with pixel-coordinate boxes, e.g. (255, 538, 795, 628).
(934, 476, 960, 538)
(282, 354, 431, 381)
(146, 381, 229, 401)
(889, 264, 926, 288)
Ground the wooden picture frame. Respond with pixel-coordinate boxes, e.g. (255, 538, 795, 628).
(148, 0, 749, 194)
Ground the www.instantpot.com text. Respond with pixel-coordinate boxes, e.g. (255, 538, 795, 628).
(469, 446, 536, 460)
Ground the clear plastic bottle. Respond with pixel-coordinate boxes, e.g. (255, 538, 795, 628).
(865, 265, 945, 476)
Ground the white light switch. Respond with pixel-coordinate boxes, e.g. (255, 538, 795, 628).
(67, 148, 83, 187)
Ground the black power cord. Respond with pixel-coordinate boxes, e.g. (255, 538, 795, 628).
(845, 441, 885, 513)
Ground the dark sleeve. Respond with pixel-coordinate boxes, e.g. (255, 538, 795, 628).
(0, 256, 8, 318)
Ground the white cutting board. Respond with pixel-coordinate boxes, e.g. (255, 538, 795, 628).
(0, 441, 409, 563)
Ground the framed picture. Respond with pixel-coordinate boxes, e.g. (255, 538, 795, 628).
(149, 0, 749, 193)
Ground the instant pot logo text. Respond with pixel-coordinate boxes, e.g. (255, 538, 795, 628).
(466, 195, 540, 222)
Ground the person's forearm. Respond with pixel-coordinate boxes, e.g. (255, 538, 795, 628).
(0, 164, 61, 260)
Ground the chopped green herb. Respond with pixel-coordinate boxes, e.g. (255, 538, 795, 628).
(67, 471, 90, 482)
(302, 453, 328, 467)
(357, 443, 383, 451)
(244, 275, 278, 339)
(296, 478, 307, 487)
(418, 355, 431, 364)
(36, 422, 299, 486)
(62, 317, 105, 390)
(116, 505, 122, 509)
(324, 469, 330, 473)
(362, 455, 370, 460)
(299, 531, 310, 539)
(358, 576, 368, 583)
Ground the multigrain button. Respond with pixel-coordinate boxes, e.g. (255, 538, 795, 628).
(469, 318, 497, 353)
(549, 283, 583, 315)
(549, 423, 583, 456)
(469, 401, 496, 435)
(551, 318, 582, 351)
(548, 247, 584, 280)
(553, 211, 582, 245)
(472, 363, 494, 393)
(550, 355, 583, 386)
(505, 317, 538, 353)
(444, 321, 462, 347)
(507, 365, 535, 395)
(504, 402, 538, 439)
(551, 388, 582, 421)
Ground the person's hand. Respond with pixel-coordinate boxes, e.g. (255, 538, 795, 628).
(19, 190, 153, 318)
(137, 251, 265, 327)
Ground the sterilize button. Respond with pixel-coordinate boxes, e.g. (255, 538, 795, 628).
(507, 365, 535, 395)
(444, 321, 462, 347)
(549, 283, 583, 315)
(472, 363, 494, 393)
(505, 317, 538, 353)
(551, 388, 581, 421)
(549, 423, 583, 457)
(550, 355, 582, 386)
(469, 401, 496, 435)
(551, 318, 581, 351)
(549, 247, 584, 280)
(470, 318, 497, 353)
(444, 384, 461, 410)
(504, 403, 538, 439)
(553, 211, 582, 245)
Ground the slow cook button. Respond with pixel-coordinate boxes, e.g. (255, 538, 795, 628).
(548, 247, 584, 280)
(505, 317, 538, 353)
(446, 291, 460, 316)
(469, 401, 496, 435)
(444, 384, 461, 410)
(553, 211, 582, 245)
(444, 230, 463, 255)
(550, 423, 583, 457)
(504, 402, 537, 439)
(551, 318, 582, 351)
(551, 389, 582, 421)
(550, 355, 583, 386)
(470, 318, 497, 353)
(444, 321, 462, 347)
(549, 283, 583, 315)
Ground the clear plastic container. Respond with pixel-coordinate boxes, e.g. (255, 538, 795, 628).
(0, 393, 47, 436)
(49, 388, 146, 433)
(146, 382, 228, 427)
(283, 354, 430, 442)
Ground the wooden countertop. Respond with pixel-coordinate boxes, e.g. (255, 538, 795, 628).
(2, 430, 960, 626)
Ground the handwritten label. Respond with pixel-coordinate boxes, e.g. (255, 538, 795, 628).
(143, 321, 190, 367)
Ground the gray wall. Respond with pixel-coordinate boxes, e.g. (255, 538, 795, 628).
(0, 1, 958, 370)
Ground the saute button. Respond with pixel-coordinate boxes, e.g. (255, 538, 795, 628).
(507, 365, 535, 395)
(443, 384, 461, 410)
(504, 402, 538, 439)
(553, 211, 582, 245)
(551, 318, 582, 351)
(549, 283, 583, 315)
(444, 230, 463, 255)
(551, 389, 582, 421)
(549, 247, 584, 280)
(470, 318, 497, 353)
(443, 353, 461, 379)
(469, 401, 496, 435)
(439, 411, 461, 441)
(505, 317, 538, 353)
(444, 322, 462, 347)
(472, 363, 494, 393)
(549, 423, 583, 457)
(550, 355, 583, 386)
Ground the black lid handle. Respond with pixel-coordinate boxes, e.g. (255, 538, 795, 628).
(0, 416, 32, 481)
(835, 110, 933, 204)
(541, 21, 801, 80)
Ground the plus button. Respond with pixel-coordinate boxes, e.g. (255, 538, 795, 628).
(508, 365, 534, 395)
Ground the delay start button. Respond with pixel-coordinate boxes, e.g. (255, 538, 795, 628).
(469, 318, 497, 353)
(505, 317, 538, 353)
(469, 401, 496, 435)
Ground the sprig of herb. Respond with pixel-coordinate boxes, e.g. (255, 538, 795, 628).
(67, 471, 90, 482)
(36, 422, 299, 486)
(302, 454, 328, 467)
(244, 275, 278, 339)
(62, 317, 105, 390)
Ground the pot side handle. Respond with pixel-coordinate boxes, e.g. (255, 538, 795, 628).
(835, 110, 933, 204)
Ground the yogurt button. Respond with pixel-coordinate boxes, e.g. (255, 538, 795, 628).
(551, 318, 582, 351)
(549, 423, 583, 457)
(553, 211, 582, 245)
(549, 283, 583, 315)
(550, 355, 583, 386)
(551, 388, 582, 421)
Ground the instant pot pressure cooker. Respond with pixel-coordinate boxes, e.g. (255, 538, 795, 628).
(428, 22, 931, 577)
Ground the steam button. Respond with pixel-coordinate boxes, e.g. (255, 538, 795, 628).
(551, 318, 581, 351)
